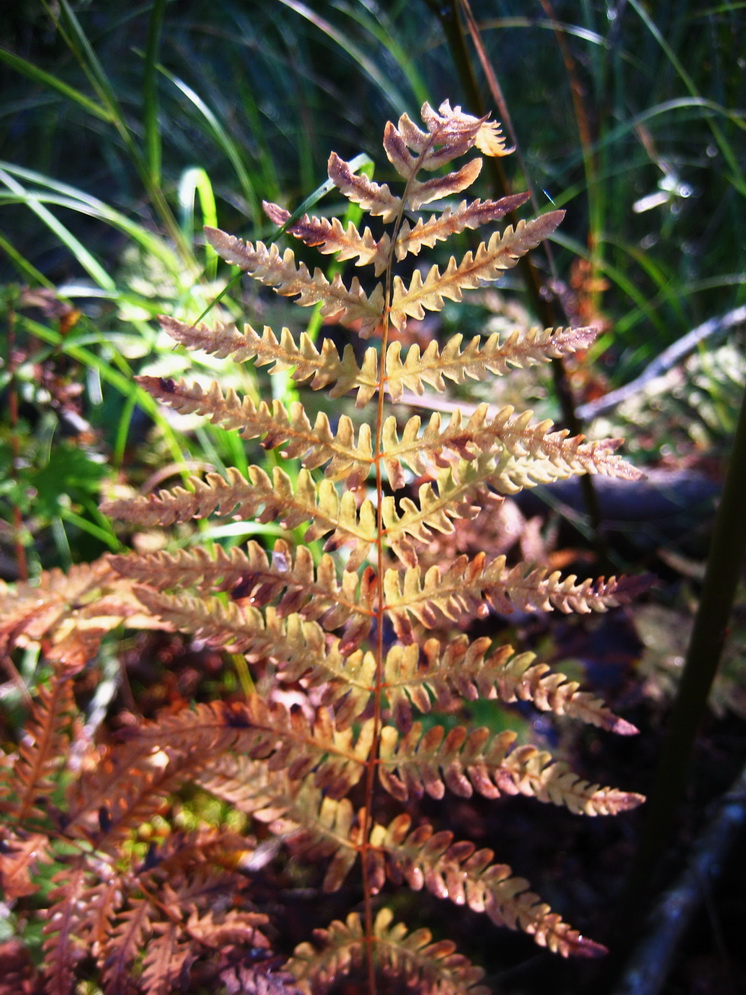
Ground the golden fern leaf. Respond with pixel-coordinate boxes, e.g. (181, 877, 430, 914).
(287, 908, 489, 994)
(102, 466, 377, 568)
(389, 213, 565, 330)
(384, 551, 642, 632)
(263, 201, 391, 276)
(198, 759, 360, 892)
(109, 539, 374, 644)
(387, 100, 509, 172)
(393, 193, 529, 261)
(158, 316, 379, 405)
(383, 325, 597, 400)
(129, 697, 373, 800)
(136, 376, 374, 484)
(370, 816, 607, 957)
(378, 722, 644, 814)
(380, 637, 636, 735)
(327, 151, 403, 223)
(0, 556, 156, 670)
(204, 226, 385, 337)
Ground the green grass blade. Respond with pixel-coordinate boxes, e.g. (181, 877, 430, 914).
(0, 46, 111, 121)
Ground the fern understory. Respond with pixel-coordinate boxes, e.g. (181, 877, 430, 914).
(0, 103, 650, 994)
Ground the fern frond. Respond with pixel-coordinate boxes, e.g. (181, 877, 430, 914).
(263, 201, 390, 276)
(102, 898, 152, 993)
(0, 830, 49, 899)
(384, 552, 640, 632)
(380, 636, 636, 735)
(199, 759, 360, 892)
(379, 404, 640, 490)
(109, 539, 374, 645)
(389, 213, 565, 329)
(387, 100, 509, 173)
(158, 316, 379, 405)
(102, 466, 377, 568)
(0, 556, 154, 670)
(383, 325, 597, 400)
(370, 817, 606, 957)
(6, 676, 76, 824)
(327, 151, 403, 223)
(378, 723, 644, 814)
(133, 696, 372, 800)
(204, 227, 384, 337)
(42, 863, 90, 993)
(287, 908, 489, 994)
(394, 194, 529, 260)
(137, 376, 374, 485)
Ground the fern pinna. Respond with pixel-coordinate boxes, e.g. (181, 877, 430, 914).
(0, 102, 643, 994)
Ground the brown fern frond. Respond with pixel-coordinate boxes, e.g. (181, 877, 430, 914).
(204, 227, 385, 338)
(198, 759, 360, 893)
(378, 404, 640, 489)
(102, 466, 377, 569)
(102, 898, 152, 993)
(0, 830, 49, 899)
(136, 376, 374, 485)
(327, 151, 403, 223)
(389, 213, 565, 330)
(130, 697, 372, 801)
(378, 722, 644, 814)
(158, 316, 379, 405)
(109, 539, 375, 645)
(380, 637, 636, 735)
(263, 201, 390, 276)
(42, 862, 90, 993)
(0, 556, 155, 670)
(370, 817, 607, 958)
(5, 676, 76, 824)
(383, 325, 597, 400)
(287, 908, 489, 994)
(394, 193, 529, 261)
(386, 100, 509, 174)
(384, 551, 640, 632)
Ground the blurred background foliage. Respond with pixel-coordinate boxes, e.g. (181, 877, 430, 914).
(0, 0, 744, 578)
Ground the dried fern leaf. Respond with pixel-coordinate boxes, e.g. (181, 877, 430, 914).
(380, 637, 636, 735)
(0, 556, 156, 670)
(383, 456, 504, 567)
(42, 863, 90, 993)
(198, 759, 360, 892)
(393, 194, 529, 261)
(204, 226, 384, 337)
(386, 100, 509, 176)
(264, 201, 391, 277)
(158, 315, 378, 405)
(5, 676, 76, 824)
(380, 405, 641, 490)
(383, 325, 597, 400)
(0, 830, 48, 899)
(102, 898, 152, 993)
(102, 466, 377, 568)
(137, 376, 374, 485)
(287, 908, 489, 994)
(389, 213, 565, 330)
(328, 151, 403, 223)
(384, 551, 640, 631)
(370, 816, 606, 958)
(131, 697, 372, 800)
(378, 722, 644, 814)
(109, 539, 374, 645)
